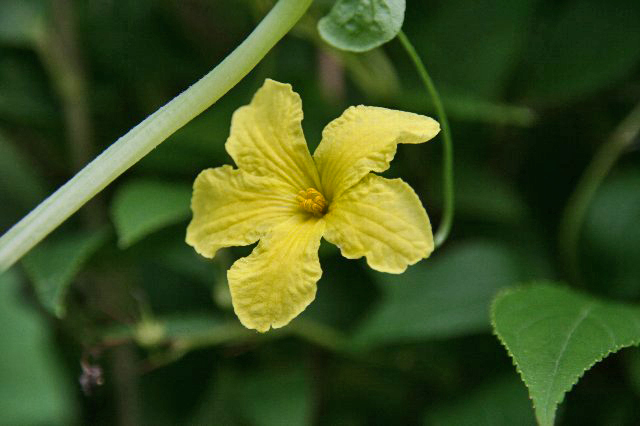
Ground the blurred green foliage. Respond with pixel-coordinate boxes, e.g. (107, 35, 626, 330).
(0, 270, 77, 425)
(0, 0, 639, 424)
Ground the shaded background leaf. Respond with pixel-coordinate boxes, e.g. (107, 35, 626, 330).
(111, 179, 192, 248)
(582, 169, 640, 299)
(22, 228, 108, 317)
(235, 367, 312, 426)
(425, 375, 536, 426)
(403, 0, 537, 100)
(517, 0, 640, 104)
(353, 240, 536, 347)
(0, 270, 77, 425)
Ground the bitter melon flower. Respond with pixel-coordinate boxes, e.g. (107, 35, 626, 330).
(186, 79, 440, 332)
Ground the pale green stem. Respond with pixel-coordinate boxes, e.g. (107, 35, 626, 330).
(397, 31, 454, 248)
(0, 0, 313, 272)
(559, 101, 640, 284)
(36, 0, 104, 227)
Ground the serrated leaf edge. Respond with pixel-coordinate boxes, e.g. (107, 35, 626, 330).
(490, 282, 640, 426)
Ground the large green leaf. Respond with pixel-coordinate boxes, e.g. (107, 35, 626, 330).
(492, 283, 640, 426)
(318, 0, 405, 52)
(0, 270, 77, 425)
(353, 241, 531, 347)
(22, 229, 108, 318)
(111, 179, 192, 248)
(425, 375, 536, 426)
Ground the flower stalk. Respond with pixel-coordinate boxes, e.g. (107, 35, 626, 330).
(0, 0, 313, 272)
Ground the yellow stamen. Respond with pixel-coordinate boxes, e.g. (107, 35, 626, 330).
(296, 188, 327, 216)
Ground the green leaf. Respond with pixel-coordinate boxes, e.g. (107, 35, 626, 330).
(492, 283, 640, 426)
(111, 179, 192, 248)
(0, 269, 77, 425)
(0, 0, 46, 46)
(520, 0, 640, 104)
(318, 0, 405, 52)
(425, 375, 536, 426)
(22, 229, 108, 318)
(353, 241, 530, 347)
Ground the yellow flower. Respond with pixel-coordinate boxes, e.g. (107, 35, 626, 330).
(186, 79, 440, 332)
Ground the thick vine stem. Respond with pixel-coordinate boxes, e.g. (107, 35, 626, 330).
(0, 0, 313, 272)
(397, 30, 454, 248)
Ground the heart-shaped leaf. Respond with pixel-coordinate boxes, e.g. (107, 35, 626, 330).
(492, 283, 640, 426)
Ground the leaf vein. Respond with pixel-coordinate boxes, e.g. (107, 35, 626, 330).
(541, 304, 594, 417)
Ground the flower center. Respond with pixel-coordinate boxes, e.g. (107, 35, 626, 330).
(296, 188, 327, 216)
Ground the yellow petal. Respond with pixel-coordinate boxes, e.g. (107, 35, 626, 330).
(324, 173, 433, 273)
(186, 165, 297, 258)
(226, 79, 320, 191)
(227, 215, 325, 332)
(313, 106, 439, 200)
